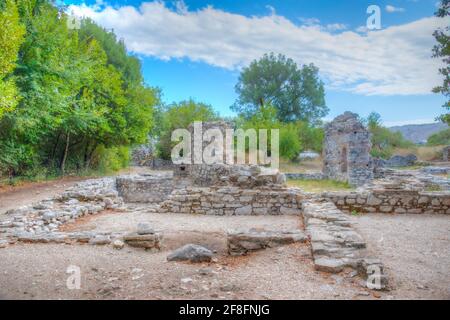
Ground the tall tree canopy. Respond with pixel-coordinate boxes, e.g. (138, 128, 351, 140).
(432, 0, 450, 125)
(0, 0, 25, 118)
(232, 53, 328, 123)
(0, 0, 159, 177)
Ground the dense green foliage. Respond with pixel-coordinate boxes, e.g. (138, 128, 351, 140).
(0, 0, 25, 118)
(427, 128, 450, 146)
(236, 104, 324, 161)
(366, 112, 414, 159)
(432, 0, 449, 125)
(232, 53, 328, 123)
(156, 99, 219, 159)
(0, 0, 159, 178)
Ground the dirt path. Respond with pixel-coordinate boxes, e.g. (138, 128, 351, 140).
(0, 178, 87, 215)
(351, 213, 450, 299)
(0, 166, 152, 216)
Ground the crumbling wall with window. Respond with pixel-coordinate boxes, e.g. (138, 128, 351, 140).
(323, 112, 373, 187)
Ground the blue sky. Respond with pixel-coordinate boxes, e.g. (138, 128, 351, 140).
(64, 0, 448, 126)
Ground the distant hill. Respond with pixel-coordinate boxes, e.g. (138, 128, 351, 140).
(388, 123, 448, 144)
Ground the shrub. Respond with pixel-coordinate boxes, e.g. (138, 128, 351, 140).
(280, 123, 302, 160)
(92, 145, 130, 173)
(427, 128, 450, 146)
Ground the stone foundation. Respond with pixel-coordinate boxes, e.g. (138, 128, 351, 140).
(302, 200, 387, 289)
(158, 186, 302, 215)
(116, 173, 175, 203)
(324, 190, 450, 214)
(227, 229, 307, 255)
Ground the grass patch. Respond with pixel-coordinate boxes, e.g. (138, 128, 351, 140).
(0, 167, 122, 188)
(287, 179, 353, 192)
(424, 184, 442, 192)
(280, 158, 322, 173)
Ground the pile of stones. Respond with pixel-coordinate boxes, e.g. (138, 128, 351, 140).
(0, 178, 123, 247)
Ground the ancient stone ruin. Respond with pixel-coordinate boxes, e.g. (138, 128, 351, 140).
(2, 118, 450, 295)
(443, 146, 450, 162)
(323, 112, 373, 187)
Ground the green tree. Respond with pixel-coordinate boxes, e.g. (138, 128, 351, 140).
(0, 1, 158, 177)
(0, 0, 25, 119)
(432, 0, 450, 125)
(232, 53, 328, 123)
(279, 123, 301, 160)
(157, 99, 219, 159)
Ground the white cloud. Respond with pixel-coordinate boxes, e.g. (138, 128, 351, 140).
(385, 5, 405, 13)
(325, 23, 347, 31)
(298, 17, 321, 26)
(69, 1, 446, 96)
(383, 119, 438, 127)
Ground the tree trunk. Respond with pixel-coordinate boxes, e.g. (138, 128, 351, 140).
(85, 143, 97, 169)
(60, 133, 70, 176)
(51, 131, 62, 167)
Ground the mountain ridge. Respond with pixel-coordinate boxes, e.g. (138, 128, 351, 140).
(388, 122, 448, 144)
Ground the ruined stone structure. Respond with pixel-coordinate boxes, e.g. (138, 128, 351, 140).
(323, 112, 373, 187)
(443, 146, 450, 162)
(174, 121, 233, 179)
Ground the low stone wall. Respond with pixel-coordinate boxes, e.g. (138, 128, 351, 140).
(0, 178, 123, 246)
(302, 200, 387, 289)
(285, 172, 324, 180)
(116, 174, 174, 203)
(159, 186, 302, 215)
(323, 190, 450, 214)
(227, 229, 307, 255)
(187, 164, 286, 188)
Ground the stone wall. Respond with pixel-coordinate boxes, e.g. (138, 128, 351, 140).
(188, 164, 286, 187)
(159, 186, 302, 215)
(285, 172, 324, 180)
(323, 112, 373, 187)
(116, 173, 175, 203)
(323, 190, 450, 214)
(302, 199, 387, 289)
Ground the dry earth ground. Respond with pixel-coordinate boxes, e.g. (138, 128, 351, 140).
(0, 209, 449, 299)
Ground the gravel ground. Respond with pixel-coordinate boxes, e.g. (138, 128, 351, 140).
(350, 213, 450, 300)
(1, 195, 449, 299)
(0, 242, 374, 300)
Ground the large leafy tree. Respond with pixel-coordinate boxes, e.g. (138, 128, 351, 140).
(157, 99, 218, 159)
(432, 0, 450, 125)
(0, 0, 158, 177)
(0, 0, 25, 119)
(232, 53, 328, 123)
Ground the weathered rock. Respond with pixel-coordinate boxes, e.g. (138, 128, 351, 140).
(136, 222, 154, 235)
(167, 244, 213, 262)
(227, 229, 307, 255)
(385, 154, 417, 167)
(89, 235, 111, 245)
(314, 257, 347, 273)
(112, 239, 125, 249)
(0, 239, 9, 248)
(123, 233, 161, 250)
